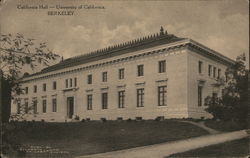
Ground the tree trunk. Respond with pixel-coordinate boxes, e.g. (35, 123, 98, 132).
(0, 70, 11, 123)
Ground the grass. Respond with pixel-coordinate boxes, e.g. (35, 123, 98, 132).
(204, 119, 248, 132)
(168, 138, 249, 157)
(3, 120, 208, 157)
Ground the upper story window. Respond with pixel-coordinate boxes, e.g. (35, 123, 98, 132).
(43, 83, 46, 91)
(159, 60, 166, 73)
(25, 87, 28, 94)
(33, 85, 37, 93)
(198, 61, 203, 74)
(102, 72, 107, 82)
(137, 64, 144, 76)
(218, 69, 221, 79)
(65, 79, 68, 88)
(74, 78, 77, 87)
(213, 67, 216, 78)
(70, 78, 73, 87)
(53, 81, 57, 90)
(87, 74, 92, 84)
(118, 68, 125, 80)
(208, 65, 212, 77)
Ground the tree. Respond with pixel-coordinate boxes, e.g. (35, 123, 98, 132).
(205, 53, 248, 122)
(0, 33, 60, 123)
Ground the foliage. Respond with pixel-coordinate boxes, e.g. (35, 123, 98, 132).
(0, 33, 60, 97)
(205, 53, 248, 122)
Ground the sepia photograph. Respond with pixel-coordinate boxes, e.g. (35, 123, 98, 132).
(0, 0, 249, 157)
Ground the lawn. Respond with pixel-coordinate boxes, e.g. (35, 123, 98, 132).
(3, 120, 208, 157)
(204, 119, 248, 132)
(168, 138, 249, 157)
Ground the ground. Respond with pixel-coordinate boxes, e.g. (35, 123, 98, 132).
(167, 138, 249, 157)
(2, 120, 208, 157)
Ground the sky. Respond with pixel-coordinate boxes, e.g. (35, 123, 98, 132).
(1, 0, 249, 72)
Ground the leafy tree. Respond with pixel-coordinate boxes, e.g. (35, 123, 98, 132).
(0, 33, 60, 123)
(205, 53, 248, 122)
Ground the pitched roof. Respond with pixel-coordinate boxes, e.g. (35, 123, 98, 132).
(27, 30, 184, 77)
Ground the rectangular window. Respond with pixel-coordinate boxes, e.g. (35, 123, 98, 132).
(52, 98, 57, 112)
(118, 90, 125, 108)
(213, 67, 216, 78)
(159, 60, 166, 73)
(88, 75, 92, 84)
(53, 81, 56, 90)
(158, 86, 167, 106)
(118, 68, 125, 80)
(102, 72, 107, 82)
(198, 61, 203, 74)
(17, 102, 21, 114)
(66, 79, 68, 88)
(74, 78, 77, 87)
(33, 100, 37, 114)
(25, 87, 28, 94)
(208, 65, 212, 76)
(137, 65, 144, 76)
(137, 88, 144, 107)
(102, 93, 108, 109)
(25, 101, 28, 114)
(43, 84, 46, 91)
(33, 85, 37, 93)
(42, 100, 47, 113)
(218, 69, 221, 79)
(87, 94, 92, 110)
(70, 78, 73, 87)
(198, 86, 203, 106)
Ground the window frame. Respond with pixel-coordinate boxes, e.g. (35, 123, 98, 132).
(42, 99, 47, 113)
(52, 98, 57, 112)
(102, 72, 108, 82)
(118, 68, 125, 80)
(101, 92, 108, 109)
(198, 61, 203, 74)
(158, 86, 167, 106)
(137, 64, 144, 76)
(198, 85, 203, 106)
(53, 81, 57, 90)
(137, 88, 144, 107)
(87, 94, 93, 110)
(118, 90, 125, 108)
(87, 74, 92, 84)
(159, 60, 166, 73)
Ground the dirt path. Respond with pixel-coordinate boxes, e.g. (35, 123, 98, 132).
(76, 130, 248, 158)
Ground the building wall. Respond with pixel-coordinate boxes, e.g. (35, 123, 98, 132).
(11, 46, 189, 121)
(187, 49, 228, 118)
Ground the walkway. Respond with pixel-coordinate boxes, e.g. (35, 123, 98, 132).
(76, 130, 249, 158)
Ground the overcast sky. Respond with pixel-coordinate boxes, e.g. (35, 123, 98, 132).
(1, 0, 249, 69)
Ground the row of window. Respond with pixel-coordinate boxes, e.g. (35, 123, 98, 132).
(24, 60, 166, 94)
(86, 60, 166, 85)
(18, 86, 167, 114)
(198, 61, 221, 79)
(87, 86, 167, 110)
(25, 81, 57, 94)
(17, 98, 57, 114)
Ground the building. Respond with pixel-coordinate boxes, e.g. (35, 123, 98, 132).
(11, 28, 235, 122)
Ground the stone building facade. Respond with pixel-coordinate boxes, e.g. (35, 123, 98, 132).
(11, 29, 234, 122)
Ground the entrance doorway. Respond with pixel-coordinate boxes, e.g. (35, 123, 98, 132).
(67, 97, 74, 119)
